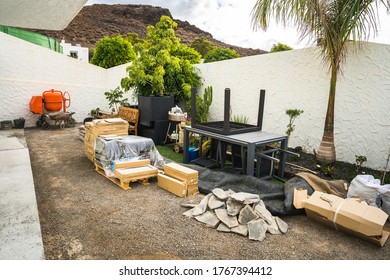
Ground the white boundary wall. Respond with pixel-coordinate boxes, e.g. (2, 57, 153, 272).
(0, 31, 389, 169)
(0, 32, 132, 128)
(196, 44, 390, 170)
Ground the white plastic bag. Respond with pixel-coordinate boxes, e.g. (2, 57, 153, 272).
(378, 184, 390, 219)
(347, 175, 380, 206)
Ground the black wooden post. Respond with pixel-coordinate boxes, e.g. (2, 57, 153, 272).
(257, 89, 265, 130)
(223, 88, 230, 134)
(190, 87, 197, 125)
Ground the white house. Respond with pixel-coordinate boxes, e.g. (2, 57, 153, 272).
(60, 39, 89, 62)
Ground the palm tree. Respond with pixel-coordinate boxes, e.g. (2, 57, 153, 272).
(251, 0, 389, 163)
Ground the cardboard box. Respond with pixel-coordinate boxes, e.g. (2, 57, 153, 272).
(163, 162, 198, 184)
(304, 191, 389, 246)
(114, 165, 158, 181)
(158, 173, 187, 198)
(157, 173, 198, 198)
(187, 183, 199, 196)
(293, 188, 308, 209)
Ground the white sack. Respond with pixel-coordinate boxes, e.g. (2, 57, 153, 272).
(347, 175, 380, 206)
(378, 184, 390, 220)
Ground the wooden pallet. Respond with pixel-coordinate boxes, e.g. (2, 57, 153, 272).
(95, 164, 154, 190)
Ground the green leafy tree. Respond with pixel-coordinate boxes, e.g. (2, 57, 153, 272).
(204, 47, 240, 63)
(190, 37, 215, 57)
(251, 0, 390, 163)
(125, 32, 144, 45)
(270, 42, 293, 53)
(173, 44, 201, 64)
(90, 35, 136, 69)
(121, 16, 202, 102)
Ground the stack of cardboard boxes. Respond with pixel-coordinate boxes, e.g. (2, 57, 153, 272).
(158, 162, 199, 198)
(84, 118, 128, 162)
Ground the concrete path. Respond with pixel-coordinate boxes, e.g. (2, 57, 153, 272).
(0, 129, 45, 259)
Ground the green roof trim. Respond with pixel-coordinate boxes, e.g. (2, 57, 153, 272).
(0, 25, 63, 53)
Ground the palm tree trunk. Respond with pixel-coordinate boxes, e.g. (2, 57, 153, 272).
(316, 65, 337, 163)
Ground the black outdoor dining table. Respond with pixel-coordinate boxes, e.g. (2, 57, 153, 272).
(183, 126, 289, 178)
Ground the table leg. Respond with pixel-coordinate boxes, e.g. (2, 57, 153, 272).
(278, 137, 288, 178)
(183, 128, 189, 163)
(246, 143, 255, 176)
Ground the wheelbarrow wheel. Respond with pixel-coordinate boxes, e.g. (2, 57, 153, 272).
(36, 115, 46, 128)
(173, 144, 183, 154)
(42, 121, 49, 130)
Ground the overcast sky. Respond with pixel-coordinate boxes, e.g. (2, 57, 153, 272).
(86, 0, 390, 51)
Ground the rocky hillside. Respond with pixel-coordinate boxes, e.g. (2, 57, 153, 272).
(31, 4, 267, 57)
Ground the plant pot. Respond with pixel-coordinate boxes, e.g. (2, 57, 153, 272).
(138, 95, 174, 127)
(13, 118, 25, 129)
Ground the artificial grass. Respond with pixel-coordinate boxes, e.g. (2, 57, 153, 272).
(156, 144, 183, 163)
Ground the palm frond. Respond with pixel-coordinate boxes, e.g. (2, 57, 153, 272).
(252, 0, 389, 74)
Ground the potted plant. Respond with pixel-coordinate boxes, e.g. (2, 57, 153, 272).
(121, 16, 203, 128)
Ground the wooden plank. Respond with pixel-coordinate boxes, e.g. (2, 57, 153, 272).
(95, 164, 156, 190)
(84, 119, 128, 163)
(114, 159, 150, 170)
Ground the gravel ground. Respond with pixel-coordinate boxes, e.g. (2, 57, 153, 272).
(25, 126, 390, 260)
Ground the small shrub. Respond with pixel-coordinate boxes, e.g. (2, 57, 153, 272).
(355, 155, 367, 172)
(286, 109, 304, 137)
(104, 86, 129, 113)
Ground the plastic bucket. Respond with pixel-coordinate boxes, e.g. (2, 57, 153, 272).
(188, 147, 199, 161)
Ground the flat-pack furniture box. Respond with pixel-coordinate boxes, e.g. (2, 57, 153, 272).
(303, 191, 390, 246)
(157, 163, 199, 197)
(157, 174, 190, 198)
(163, 162, 198, 185)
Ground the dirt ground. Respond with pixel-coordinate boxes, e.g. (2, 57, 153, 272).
(25, 126, 390, 260)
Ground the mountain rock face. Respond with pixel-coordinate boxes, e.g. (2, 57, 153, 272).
(31, 4, 267, 57)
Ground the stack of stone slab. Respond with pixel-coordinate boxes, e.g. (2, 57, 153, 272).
(158, 162, 199, 198)
(183, 188, 288, 241)
(84, 118, 129, 162)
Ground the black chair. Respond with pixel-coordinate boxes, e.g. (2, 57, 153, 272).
(255, 147, 279, 179)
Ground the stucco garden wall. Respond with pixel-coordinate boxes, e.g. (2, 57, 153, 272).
(0, 32, 131, 128)
(0, 31, 388, 169)
(196, 43, 390, 170)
